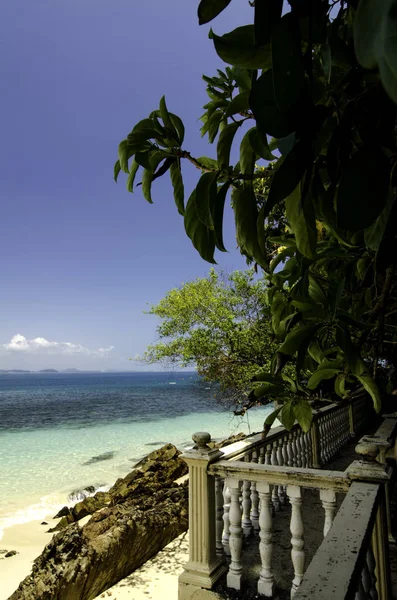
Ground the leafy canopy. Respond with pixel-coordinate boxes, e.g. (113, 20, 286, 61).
(116, 0, 397, 429)
(143, 269, 277, 411)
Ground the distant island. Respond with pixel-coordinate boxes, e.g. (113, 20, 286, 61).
(0, 369, 104, 374)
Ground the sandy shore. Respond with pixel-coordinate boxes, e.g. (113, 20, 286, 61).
(0, 516, 188, 600)
(0, 516, 57, 600)
(94, 532, 189, 600)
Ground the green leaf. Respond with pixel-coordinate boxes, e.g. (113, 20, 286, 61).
(280, 401, 295, 430)
(355, 373, 381, 413)
(337, 147, 390, 231)
(195, 172, 218, 229)
(213, 181, 230, 252)
(249, 69, 296, 138)
(232, 185, 268, 269)
(307, 368, 340, 390)
(126, 160, 140, 193)
(272, 13, 305, 112)
(170, 159, 184, 215)
(240, 129, 256, 175)
(308, 275, 327, 307)
(279, 323, 320, 356)
(334, 375, 347, 399)
(364, 192, 396, 251)
(118, 140, 135, 173)
(308, 340, 324, 364)
(265, 140, 308, 218)
(114, 160, 121, 182)
(141, 169, 154, 204)
(198, 0, 232, 25)
(248, 127, 276, 161)
(217, 122, 240, 169)
(209, 25, 272, 69)
(253, 381, 285, 398)
(270, 246, 294, 273)
(135, 151, 153, 171)
(321, 42, 332, 84)
(293, 398, 313, 432)
(225, 92, 250, 117)
(254, 0, 283, 47)
(169, 113, 185, 145)
(252, 372, 284, 384)
(354, 0, 397, 103)
(184, 190, 217, 264)
(197, 157, 219, 170)
(159, 96, 178, 143)
(152, 157, 175, 182)
(232, 67, 252, 91)
(264, 406, 283, 427)
(285, 185, 317, 259)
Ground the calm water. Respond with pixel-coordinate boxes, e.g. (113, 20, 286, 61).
(0, 372, 270, 538)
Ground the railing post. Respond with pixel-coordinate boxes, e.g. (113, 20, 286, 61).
(310, 417, 322, 469)
(179, 432, 227, 599)
(348, 402, 356, 438)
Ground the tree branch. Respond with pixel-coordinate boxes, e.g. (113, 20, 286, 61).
(178, 151, 272, 180)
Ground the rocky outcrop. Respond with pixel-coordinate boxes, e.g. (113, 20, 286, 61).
(10, 444, 188, 600)
(50, 443, 187, 532)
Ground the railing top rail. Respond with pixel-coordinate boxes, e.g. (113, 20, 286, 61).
(208, 459, 351, 492)
(294, 481, 381, 600)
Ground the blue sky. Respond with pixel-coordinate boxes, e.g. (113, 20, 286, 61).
(0, 0, 253, 370)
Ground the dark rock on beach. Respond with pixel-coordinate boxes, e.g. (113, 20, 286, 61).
(11, 443, 188, 600)
(5, 550, 18, 558)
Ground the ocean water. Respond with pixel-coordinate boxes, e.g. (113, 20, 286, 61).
(0, 372, 271, 539)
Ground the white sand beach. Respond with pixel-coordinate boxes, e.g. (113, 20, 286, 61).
(0, 517, 57, 600)
(0, 515, 188, 600)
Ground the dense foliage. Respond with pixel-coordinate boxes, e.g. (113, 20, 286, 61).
(143, 269, 276, 410)
(115, 0, 397, 432)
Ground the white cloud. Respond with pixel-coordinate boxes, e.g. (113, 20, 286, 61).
(2, 334, 114, 357)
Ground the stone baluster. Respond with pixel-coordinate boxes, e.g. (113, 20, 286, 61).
(361, 559, 372, 598)
(257, 482, 275, 597)
(296, 431, 303, 467)
(320, 489, 337, 537)
(292, 430, 299, 466)
(215, 476, 224, 556)
(282, 434, 289, 467)
(227, 478, 243, 590)
(242, 478, 252, 537)
(271, 441, 280, 512)
(355, 579, 367, 600)
(277, 438, 286, 505)
(305, 431, 312, 468)
(259, 445, 265, 464)
(222, 484, 231, 556)
(317, 419, 325, 465)
(287, 435, 294, 466)
(179, 432, 226, 592)
(288, 485, 305, 597)
(366, 546, 378, 600)
(265, 443, 272, 465)
(250, 450, 259, 532)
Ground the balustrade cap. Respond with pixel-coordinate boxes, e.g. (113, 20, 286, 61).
(192, 431, 211, 449)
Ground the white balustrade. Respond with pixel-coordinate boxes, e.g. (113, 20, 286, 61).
(215, 476, 224, 556)
(242, 478, 252, 537)
(222, 484, 231, 555)
(257, 482, 275, 597)
(320, 488, 337, 537)
(226, 478, 243, 590)
(288, 485, 305, 597)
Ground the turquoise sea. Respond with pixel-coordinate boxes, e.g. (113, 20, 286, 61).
(0, 372, 271, 539)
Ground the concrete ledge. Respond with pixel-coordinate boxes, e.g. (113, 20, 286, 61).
(178, 582, 224, 600)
